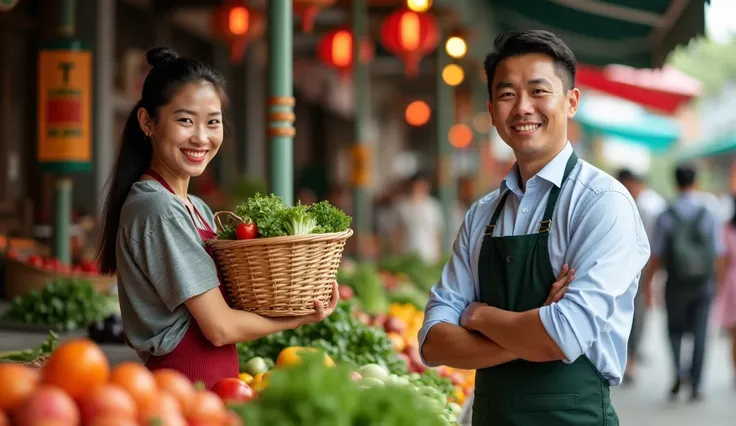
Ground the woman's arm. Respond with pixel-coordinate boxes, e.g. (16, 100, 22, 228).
(186, 282, 340, 346)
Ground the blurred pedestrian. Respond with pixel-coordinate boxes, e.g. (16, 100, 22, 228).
(617, 168, 667, 383)
(643, 164, 726, 401)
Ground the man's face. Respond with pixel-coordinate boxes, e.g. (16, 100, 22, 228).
(488, 53, 579, 161)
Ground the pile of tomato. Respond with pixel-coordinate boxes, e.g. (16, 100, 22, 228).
(0, 339, 255, 426)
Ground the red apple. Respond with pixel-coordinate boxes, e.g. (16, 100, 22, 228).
(211, 378, 257, 404)
(338, 285, 354, 300)
(383, 317, 407, 334)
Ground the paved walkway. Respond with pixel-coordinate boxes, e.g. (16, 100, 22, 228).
(612, 308, 733, 426)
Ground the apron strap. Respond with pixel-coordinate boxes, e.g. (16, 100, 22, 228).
(143, 168, 213, 233)
(539, 152, 578, 233)
(485, 190, 510, 237)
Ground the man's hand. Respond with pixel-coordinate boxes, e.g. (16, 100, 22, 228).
(460, 264, 574, 331)
(460, 302, 486, 331)
(544, 264, 575, 306)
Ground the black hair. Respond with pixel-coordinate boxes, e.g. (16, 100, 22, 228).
(483, 30, 577, 99)
(674, 164, 697, 189)
(97, 47, 228, 274)
(616, 168, 641, 183)
(730, 196, 736, 228)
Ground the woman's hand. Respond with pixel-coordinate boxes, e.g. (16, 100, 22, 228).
(544, 264, 575, 306)
(299, 282, 340, 326)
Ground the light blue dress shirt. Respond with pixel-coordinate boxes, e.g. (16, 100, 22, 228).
(418, 142, 651, 386)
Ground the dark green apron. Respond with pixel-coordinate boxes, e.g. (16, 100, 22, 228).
(472, 152, 618, 426)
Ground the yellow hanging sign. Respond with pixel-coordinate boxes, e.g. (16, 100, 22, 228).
(37, 42, 92, 172)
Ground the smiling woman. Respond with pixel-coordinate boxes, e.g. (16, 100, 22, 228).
(95, 47, 338, 389)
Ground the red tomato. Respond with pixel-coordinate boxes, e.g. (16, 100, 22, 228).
(211, 378, 257, 404)
(27, 255, 43, 267)
(235, 222, 257, 240)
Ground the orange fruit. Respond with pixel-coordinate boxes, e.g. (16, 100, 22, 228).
(138, 391, 186, 426)
(41, 339, 110, 401)
(187, 390, 227, 424)
(78, 383, 137, 423)
(0, 363, 40, 413)
(14, 385, 80, 426)
(153, 369, 196, 416)
(109, 362, 158, 410)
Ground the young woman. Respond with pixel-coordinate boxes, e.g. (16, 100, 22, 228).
(97, 47, 339, 388)
(716, 197, 736, 386)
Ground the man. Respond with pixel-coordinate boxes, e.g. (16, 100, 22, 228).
(419, 30, 650, 426)
(390, 173, 444, 263)
(643, 164, 725, 402)
(616, 169, 667, 383)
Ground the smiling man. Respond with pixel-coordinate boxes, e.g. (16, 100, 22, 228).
(419, 30, 650, 426)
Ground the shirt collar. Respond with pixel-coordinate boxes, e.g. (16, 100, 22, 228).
(501, 142, 574, 193)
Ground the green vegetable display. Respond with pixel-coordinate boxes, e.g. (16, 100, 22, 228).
(1, 278, 115, 331)
(231, 352, 454, 426)
(236, 300, 405, 375)
(218, 193, 352, 239)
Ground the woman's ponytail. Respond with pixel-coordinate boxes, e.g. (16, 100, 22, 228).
(97, 102, 152, 273)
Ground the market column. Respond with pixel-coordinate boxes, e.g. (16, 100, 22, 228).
(351, 0, 371, 260)
(436, 31, 457, 252)
(38, 0, 92, 265)
(267, 0, 295, 206)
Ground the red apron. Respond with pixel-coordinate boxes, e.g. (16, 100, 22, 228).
(142, 169, 239, 389)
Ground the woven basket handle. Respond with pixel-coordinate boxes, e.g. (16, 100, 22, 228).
(214, 211, 245, 233)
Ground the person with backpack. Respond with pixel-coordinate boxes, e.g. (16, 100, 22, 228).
(643, 164, 726, 402)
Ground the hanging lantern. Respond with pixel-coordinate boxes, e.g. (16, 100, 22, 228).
(317, 28, 374, 80)
(211, 1, 266, 63)
(293, 0, 336, 33)
(380, 8, 439, 77)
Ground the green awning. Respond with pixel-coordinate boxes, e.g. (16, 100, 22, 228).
(462, 0, 710, 68)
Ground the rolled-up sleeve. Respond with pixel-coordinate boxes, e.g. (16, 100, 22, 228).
(418, 205, 478, 365)
(539, 190, 650, 363)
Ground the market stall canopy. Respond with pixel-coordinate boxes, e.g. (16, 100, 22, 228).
(575, 94, 681, 152)
(577, 64, 702, 114)
(479, 0, 710, 68)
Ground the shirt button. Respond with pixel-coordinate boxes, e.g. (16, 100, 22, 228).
(506, 255, 514, 263)
(521, 208, 529, 214)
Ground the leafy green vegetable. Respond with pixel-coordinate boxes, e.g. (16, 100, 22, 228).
(282, 204, 318, 236)
(308, 201, 352, 234)
(235, 193, 289, 238)
(1, 278, 114, 331)
(0, 330, 58, 362)
(237, 300, 406, 375)
(221, 194, 352, 239)
(231, 352, 451, 426)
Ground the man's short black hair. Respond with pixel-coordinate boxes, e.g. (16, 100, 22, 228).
(674, 164, 697, 188)
(616, 168, 641, 183)
(483, 30, 577, 99)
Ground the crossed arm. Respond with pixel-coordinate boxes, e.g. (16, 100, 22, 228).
(420, 191, 650, 369)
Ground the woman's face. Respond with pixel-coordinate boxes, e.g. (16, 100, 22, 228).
(140, 81, 224, 178)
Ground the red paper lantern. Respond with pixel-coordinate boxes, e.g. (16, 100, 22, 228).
(211, 1, 265, 63)
(294, 0, 336, 33)
(380, 8, 439, 77)
(317, 28, 374, 79)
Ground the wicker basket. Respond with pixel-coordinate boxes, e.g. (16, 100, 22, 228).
(206, 211, 353, 317)
(3, 257, 116, 300)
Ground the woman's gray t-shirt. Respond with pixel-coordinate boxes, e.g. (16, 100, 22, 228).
(116, 180, 220, 362)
